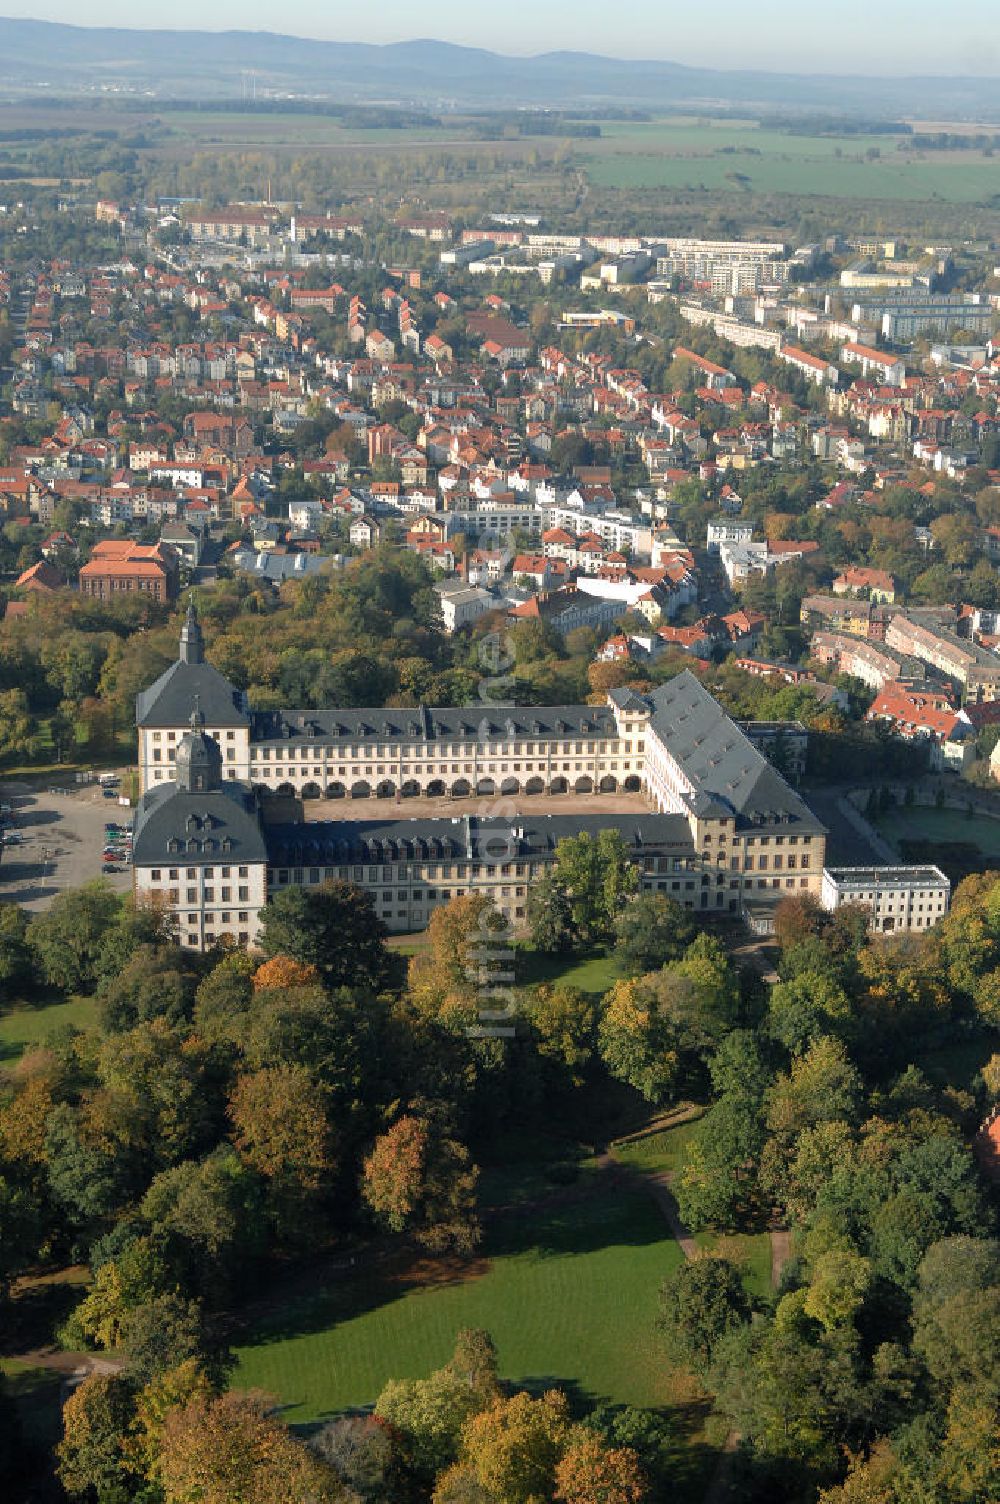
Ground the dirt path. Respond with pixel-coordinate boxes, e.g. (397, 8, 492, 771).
(11, 1347, 125, 1381)
(770, 1227, 791, 1289)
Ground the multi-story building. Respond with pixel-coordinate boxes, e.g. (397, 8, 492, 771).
(133, 613, 827, 945)
(132, 709, 269, 950)
(885, 611, 1000, 703)
(820, 865, 951, 933)
(79, 540, 179, 603)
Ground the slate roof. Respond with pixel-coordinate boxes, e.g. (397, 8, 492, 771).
(645, 671, 825, 833)
(265, 812, 693, 867)
(132, 780, 267, 866)
(250, 704, 618, 748)
(136, 660, 249, 729)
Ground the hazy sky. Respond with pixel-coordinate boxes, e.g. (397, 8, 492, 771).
(15, 0, 1000, 76)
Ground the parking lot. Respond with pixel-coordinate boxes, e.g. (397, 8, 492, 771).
(0, 776, 134, 912)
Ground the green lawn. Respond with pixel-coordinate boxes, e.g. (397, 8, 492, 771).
(874, 805, 1000, 857)
(0, 995, 99, 1062)
(514, 946, 619, 997)
(232, 1192, 684, 1424)
(611, 1116, 773, 1302)
(692, 1231, 773, 1303)
(612, 1115, 705, 1179)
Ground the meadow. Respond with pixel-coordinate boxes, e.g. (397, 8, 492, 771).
(232, 1191, 685, 1423)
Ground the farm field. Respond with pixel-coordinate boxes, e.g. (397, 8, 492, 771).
(232, 1191, 686, 1424)
(583, 120, 1000, 201)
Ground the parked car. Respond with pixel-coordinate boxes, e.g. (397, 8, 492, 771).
(2, 831, 23, 845)
(101, 863, 121, 874)
(102, 789, 118, 800)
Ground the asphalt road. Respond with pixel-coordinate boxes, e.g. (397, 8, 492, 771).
(802, 788, 891, 867)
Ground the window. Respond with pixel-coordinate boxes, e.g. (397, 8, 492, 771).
(238, 887, 249, 902)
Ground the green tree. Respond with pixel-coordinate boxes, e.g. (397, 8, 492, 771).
(27, 882, 123, 991)
(258, 880, 390, 992)
(659, 1257, 751, 1374)
(375, 1329, 499, 1477)
(526, 873, 575, 954)
(613, 894, 696, 977)
(0, 902, 32, 992)
(546, 831, 639, 945)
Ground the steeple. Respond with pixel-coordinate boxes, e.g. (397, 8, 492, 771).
(179, 600, 204, 666)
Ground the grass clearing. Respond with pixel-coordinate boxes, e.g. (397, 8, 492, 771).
(514, 946, 619, 997)
(232, 1191, 685, 1425)
(0, 995, 99, 1062)
(612, 1114, 705, 1179)
(692, 1231, 774, 1302)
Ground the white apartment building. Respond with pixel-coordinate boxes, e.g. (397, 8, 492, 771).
(820, 865, 951, 933)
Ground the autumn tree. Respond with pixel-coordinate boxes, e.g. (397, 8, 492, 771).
(554, 1433, 647, 1503)
(598, 978, 680, 1105)
(158, 1392, 346, 1504)
(57, 1372, 141, 1502)
(361, 1113, 480, 1254)
(252, 954, 320, 991)
(452, 1389, 572, 1504)
(408, 893, 508, 1014)
(228, 1064, 333, 1231)
(525, 984, 596, 1086)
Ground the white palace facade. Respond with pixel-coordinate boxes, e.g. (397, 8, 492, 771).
(131, 608, 827, 947)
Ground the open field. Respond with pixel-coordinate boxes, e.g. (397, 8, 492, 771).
(233, 1191, 685, 1424)
(583, 120, 1000, 201)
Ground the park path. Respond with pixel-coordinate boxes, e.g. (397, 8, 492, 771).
(611, 1141, 790, 1504)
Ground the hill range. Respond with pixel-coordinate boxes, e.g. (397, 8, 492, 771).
(0, 18, 997, 118)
